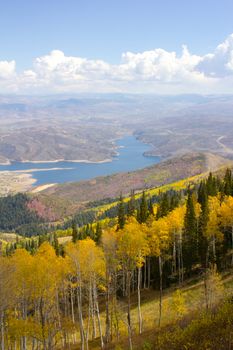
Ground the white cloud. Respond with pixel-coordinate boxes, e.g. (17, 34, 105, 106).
(0, 60, 15, 79)
(1, 34, 233, 94)
(197, 34, 233, 77)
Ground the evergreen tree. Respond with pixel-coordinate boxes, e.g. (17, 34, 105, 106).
(138, 191, 149, 223)
(30, 239, 36, 253)
(53, 233, 60, 256)
(95, 222, 102, 243)
(198, 181, 206, 206)
(170, 192, 180, 211)
(72, 221, 79, 243)
(117, 194, 125, 229)
(127, 190, 136, 216)
(206, 172, 218, 196)
(198, 185, 209, 267)
(156, 193, 169, 219)
(183, 190, 198, 271)
(148, 197, 154, 216)
(224, 168, 232, 196)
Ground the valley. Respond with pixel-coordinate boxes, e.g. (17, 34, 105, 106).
(1, 94, 233, 167)
(1, 94, 233, 350)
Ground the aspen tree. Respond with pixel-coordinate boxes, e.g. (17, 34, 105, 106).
(148, 217, 170, 326)
(219, 196, 233, 265)
(206, 196, 222, 265)
(116, 218, 149, 348)
(101, 228, 118, 344)
(167, 206, 185, 283)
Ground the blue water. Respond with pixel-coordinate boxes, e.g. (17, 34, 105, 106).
(0, 136, 160, 185)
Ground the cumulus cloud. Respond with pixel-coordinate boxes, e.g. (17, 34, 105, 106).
(1, 34, 233, 94)
(0, 60, 15, 79)
(198, 34, 233, 77)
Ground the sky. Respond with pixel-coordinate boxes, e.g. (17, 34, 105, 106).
(0, 0, 233, 94)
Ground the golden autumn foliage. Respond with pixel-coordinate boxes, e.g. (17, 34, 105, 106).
(1, 184, 233, 350)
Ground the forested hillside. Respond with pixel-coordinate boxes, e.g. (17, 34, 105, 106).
(0, 168, 233, 349)
(37, 151, 229, 218)
(0, 193, 43, 232)
(0, 151, 228, 238)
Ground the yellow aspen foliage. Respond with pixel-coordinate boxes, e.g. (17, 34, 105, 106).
(219, 195, 233, 227)
(116, 217, 149, 269)
(170, 289, 187, 319)
(66, 238, 106, 286)
(166, 206, 185, 234)
(206, 196, 223, 242)
(148, 217, 170, 258)
(204, 265, 224, 310)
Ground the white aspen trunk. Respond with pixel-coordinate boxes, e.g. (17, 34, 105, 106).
(113, 271, 119, 341)
(93, 280, 104, 350)
(56, 288, 62, 340)
(70, 287, 75, 324)
(126, 270, 133, 350)
(76, 282, 85, 350)
(63, 286, 68, 318)
(86, 279, 92, 350)
(158, 256, 163, 327)
(105, 271, 111, 344)
(22, 299, 27, 350)
(91, 287, 97, 339)
(137, 267, 142, 334)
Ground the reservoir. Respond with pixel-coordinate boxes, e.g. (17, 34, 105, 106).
(0, 136, 160, 185)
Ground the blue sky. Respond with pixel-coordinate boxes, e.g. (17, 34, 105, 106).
(0, 0, 233, 94)
(1, 0, 232, 68)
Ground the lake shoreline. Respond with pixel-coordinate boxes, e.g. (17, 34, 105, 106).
(0, 136, 160, 187)
(0, 158, 113, 166)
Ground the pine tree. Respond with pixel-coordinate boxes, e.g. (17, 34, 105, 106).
(127, 190, 136, 216)
(224, 168, 232, 196)
(72, 221, 79, 243)
(206, 172, 218, 196)
(198, 180, 207, 206)
(170, 192, 180, 211)
(148, 197, 154, 216)
(156, 193, 169, 219)
(198, 185, 209, 267)
(95, 222, 102, 243)
(183, 190, 198, 271)
(117, 194, 125, 229)
(53, 233, 60, 255)
(138, 191, 149, 223)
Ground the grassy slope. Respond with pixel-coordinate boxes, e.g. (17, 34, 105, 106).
(33, 152, 231, 219)
(62, 270, 233, 350)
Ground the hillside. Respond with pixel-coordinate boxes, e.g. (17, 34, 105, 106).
(2, 95, 233, 163)
(34, 152, 230, 218)
(0, 152, 231, 236)
(1, 167, 233, 350)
